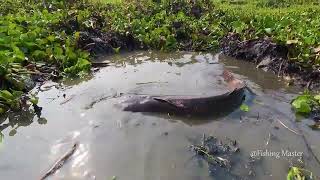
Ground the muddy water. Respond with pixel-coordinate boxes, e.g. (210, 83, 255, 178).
(0, 51, 319, 180)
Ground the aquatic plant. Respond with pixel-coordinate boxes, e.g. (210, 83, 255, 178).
(287, 166, 314, 180)
(291, 91, 320, 115)
(0, 0, 91, 113)
(291, 91, 320, 130)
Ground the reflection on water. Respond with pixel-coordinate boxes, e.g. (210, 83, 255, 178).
(0, 51, 319, 180)
(0, 107, 47, 139)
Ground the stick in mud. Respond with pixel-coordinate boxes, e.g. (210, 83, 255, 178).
(40, 143, 78, 180)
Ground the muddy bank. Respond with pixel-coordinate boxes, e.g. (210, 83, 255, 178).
(77, 31, 139, 56)
(220, 33, 320, 90)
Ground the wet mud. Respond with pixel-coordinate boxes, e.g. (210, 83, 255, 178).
(220, 33, 320, 90)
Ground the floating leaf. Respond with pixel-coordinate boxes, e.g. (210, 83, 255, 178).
(240, 104, 250, 112)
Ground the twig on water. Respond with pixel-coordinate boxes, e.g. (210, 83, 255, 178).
(40, 143, 78, 180)
(276, 119, 301, 135)
(60, 94, 76, 105)
(136, 81, 168, 85)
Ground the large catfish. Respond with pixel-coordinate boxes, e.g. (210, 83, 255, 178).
(121, 70, 246, 116)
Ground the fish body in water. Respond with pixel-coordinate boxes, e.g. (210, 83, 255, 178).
(121, 70, 246, 116)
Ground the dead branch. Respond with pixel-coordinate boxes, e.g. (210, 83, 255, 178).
(40, 143, 78, 180)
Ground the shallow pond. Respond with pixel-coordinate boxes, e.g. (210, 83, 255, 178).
(0, 51, 319, 180)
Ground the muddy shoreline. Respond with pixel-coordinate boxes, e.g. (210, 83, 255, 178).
(220, 33, 320, 90)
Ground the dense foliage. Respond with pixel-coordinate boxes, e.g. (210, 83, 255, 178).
(1, 0, 320, 113)
(0, 0, 91, 113)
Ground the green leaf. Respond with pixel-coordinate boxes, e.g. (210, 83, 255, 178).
(74, 32, 80, 41)
(0, 133, 3, 144)
(0, 107, 5, 114)
(54, 46, 63, 56)
(240, 104, 250, 112)
(30, 96, 39, 105)
(64, 58, 91, 76)
(12, 46, 25, 61)
(11, 90, 23, 98)
(113, 47, 121, 54)
(287, 166, 312, 180)
(232, 21, 246, 33)
(65, 47, 77, 60)
(291, 95, 312, 114)
(0, 90, 14, 100)
(314, 94, 320, 103)
(47, 35, 55, 42)
(32, 50, 47, 60)
(287, 167, 302, 180)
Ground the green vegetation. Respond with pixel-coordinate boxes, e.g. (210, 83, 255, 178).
(287, 166, 314, 180)
(0, 0, 91, 113)
(240, 104, 250, 112)
(215, 1, 320, 64)
(291, 91, 319, 114)
(1, 0, 320, 114)
(291, 91, 320, 130)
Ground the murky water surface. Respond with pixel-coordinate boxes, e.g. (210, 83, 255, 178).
(0, 51, 319, 180)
